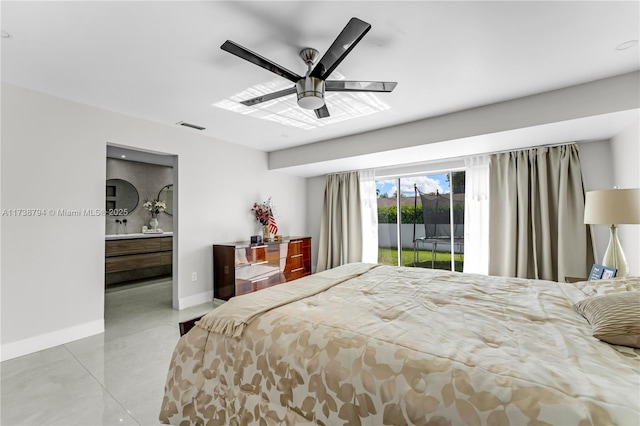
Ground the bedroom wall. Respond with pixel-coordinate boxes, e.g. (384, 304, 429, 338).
(0, 83, 307, 361)
(610, 119, 640, 276)
(306, 176, 325, 272)
(579, 140, 615, 264)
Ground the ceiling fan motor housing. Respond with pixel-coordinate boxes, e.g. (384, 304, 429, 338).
(296, 76, 325, 110)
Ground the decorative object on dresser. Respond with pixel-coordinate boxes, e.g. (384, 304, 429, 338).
(584, 187, 640, 277)
(251, 198, 278, 242)
(587, 263, 617, 281)
(212, 237, 311, 300)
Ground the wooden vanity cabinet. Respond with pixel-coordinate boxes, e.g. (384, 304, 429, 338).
(213, 237, 311, 300)
(105, 236, 173, 273)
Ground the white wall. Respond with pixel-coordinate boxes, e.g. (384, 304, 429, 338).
(579, 140, 615, 262)
(306, 176, 325, 273)
(610, 119, 640, 275)
(0, 83, 307, 360)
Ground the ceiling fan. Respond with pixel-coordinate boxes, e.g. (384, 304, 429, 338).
(220, 17, 397, 119)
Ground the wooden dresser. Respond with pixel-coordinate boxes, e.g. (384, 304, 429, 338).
(212, 236, 311, 300)
(105, 234, 173, 284)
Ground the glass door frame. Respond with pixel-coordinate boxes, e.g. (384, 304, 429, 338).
(376, 167, 465, 270)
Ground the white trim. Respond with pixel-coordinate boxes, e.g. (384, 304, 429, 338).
(0, 319, 104, 362)
(178, 290, 213, 310)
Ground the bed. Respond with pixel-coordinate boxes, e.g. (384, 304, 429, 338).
(159, 263, 640, 425)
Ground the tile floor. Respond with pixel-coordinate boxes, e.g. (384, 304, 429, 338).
(1, 278, 220, 425)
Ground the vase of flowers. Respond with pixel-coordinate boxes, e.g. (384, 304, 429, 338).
(252, 198, 277, 241)
(143, 199, 166, 231)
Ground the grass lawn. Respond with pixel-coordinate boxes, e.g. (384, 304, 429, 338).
(378, 247, 464, 272)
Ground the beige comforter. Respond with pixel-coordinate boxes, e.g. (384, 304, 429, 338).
(160, 263, 639, 425)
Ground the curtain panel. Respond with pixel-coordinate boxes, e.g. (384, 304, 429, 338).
(488, 144, 594, 281)
(463, 156, 490, 275)
(317, 172, 363, 272)
(359, 170, 379, 264)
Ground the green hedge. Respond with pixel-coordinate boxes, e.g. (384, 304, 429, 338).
(377, 204, 464, 224)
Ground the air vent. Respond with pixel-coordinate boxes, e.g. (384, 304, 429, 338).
(176, 121, 206, 131)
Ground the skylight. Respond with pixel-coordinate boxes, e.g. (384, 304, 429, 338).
(212, 73, 391, 130)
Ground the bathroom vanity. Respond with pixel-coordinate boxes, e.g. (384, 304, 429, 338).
(105, 233, 173, 285)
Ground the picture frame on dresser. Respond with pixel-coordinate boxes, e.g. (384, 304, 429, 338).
(212, 236, 311, 300)
(588, 263, 617, 281)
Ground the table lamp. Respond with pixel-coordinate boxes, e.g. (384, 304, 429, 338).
(584, 188, 640, 277)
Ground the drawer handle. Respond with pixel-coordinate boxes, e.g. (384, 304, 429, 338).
(291, 254, 303, 258)
(252, 277, 270, 283)
(291, 267, 305, 273)
(290, 241, 302, 244)
(250, 245, 267, 249)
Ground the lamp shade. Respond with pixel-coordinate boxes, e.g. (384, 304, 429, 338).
(584, 188, 640, 225)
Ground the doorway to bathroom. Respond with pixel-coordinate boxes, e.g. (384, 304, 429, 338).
(104, 145, 178, 315)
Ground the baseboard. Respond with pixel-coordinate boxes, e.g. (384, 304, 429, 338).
(178, 290, 213, 310)
(0, 319, 104, 362)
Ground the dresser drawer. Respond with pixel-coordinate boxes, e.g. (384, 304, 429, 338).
(286, 253, 305, 270)
(285, 268, 308, 281)
(235, 263, 281, 281)
(105, 251, 172, 273)
(287, 239, 308, 256)
(235, 279, 253, 296)
(235, 271, 283, 295)
(255, 272, 283, 291)
(106, 237, 172, 257)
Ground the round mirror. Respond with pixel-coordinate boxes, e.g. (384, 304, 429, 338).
(157, 184, 174, 216)
(106, 179, 139, 216)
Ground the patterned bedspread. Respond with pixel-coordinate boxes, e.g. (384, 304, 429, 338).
(160, 263, 639, 425)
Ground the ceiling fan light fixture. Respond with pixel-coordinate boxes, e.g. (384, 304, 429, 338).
(296, 76, 325, 110)
(221, 17, 395, 118)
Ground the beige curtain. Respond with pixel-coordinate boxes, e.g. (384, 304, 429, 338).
(488, 144, 594, 281)
(317, 172, 363, 272)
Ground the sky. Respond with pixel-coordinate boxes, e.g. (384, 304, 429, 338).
(376, 174, 450, 198)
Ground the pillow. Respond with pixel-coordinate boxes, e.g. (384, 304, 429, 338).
(574, 293, 640, 348)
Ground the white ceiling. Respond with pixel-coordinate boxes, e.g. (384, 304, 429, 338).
(2, 1, 639, 156)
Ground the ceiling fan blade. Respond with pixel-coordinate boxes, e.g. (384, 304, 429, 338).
(310, 17, 371, 80)
(221, 40, 302, 83)
(315, 105, 330, 119)
(240, 86, 297, 106)
(325, 80, 397, 92)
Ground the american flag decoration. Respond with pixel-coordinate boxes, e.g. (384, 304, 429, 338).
(268, 214, 278, 235)
(252, 197, 278, 237)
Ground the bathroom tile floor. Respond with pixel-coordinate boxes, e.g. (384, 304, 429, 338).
(1, 278, 220, 426)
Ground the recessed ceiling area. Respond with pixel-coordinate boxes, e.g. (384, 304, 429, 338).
(2, 1, 638, 175)
(212, 72, 392, 130)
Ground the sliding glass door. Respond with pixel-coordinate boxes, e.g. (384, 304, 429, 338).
(376, 171, 465, 271)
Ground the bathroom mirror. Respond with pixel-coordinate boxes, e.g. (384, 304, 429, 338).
(106, 179, 139, 216)
(157, 184, 174, 216)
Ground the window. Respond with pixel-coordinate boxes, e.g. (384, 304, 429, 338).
(376, 171, 465, 271)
